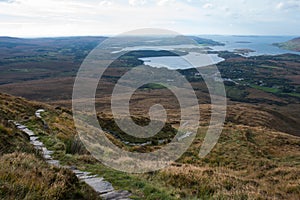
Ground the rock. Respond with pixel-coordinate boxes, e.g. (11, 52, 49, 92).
(84, 178, 114, 194)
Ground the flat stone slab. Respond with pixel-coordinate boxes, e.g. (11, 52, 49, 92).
(79, 175, 98, 180)
(43, 154, 52, 160)
(30, 136, 39, 141)
(34, 146, 43, 151)
(84, 178, 114, 194)
(72, 169, 87, 175)
(42, 147, 53, 155)
(17, 125, 27, 129)
(35, 109, 45, 118)
(47, 159, 60, 167)
(23, 128, 35, 136)
(30, 140, 44, 147)
(65, 166, 77, 170)
(100, 190, 132, 200)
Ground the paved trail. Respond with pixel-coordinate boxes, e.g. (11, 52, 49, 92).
(11, 109, 132, 200)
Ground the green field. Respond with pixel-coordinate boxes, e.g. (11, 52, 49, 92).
(250, 84, 280, 93)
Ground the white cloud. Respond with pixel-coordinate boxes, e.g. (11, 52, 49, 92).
(156, 0, 174, 6)
(99, 0, 113, 6)
(128, 0, 146, 6)
(0, 0, 299, 36)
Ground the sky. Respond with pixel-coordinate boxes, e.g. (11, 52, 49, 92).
(0, 0, 299, 37)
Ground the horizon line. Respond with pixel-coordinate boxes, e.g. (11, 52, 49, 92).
(0, 34, 299, 39)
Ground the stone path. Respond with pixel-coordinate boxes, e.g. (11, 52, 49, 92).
(10, 109, 132, 200)
(11, 120, 60, 167)
(35, 109, 45, 119)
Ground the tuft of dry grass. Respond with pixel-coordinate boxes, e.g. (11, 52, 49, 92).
(0, 153, 101, 200)
(0, 123, 36, 156)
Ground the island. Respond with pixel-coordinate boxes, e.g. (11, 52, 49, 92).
(233, 48, 255, 55)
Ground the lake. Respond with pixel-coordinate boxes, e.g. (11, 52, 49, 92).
(139, 52, 224, 69)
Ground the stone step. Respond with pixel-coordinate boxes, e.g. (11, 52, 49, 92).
(22, 128, 35, 136)
(43, 154, 52, 160)
(47, 159, 60, 167)
(100, 190, 132, 200)
(42, 147, 53, 155)
(35, 109, 45, 119)
(84, 178, 114, 194)
(30, 140, 44, 147)
(30, 136, 39, 141)
(79, 174, 98, 180)
(17, 125, 27, 129)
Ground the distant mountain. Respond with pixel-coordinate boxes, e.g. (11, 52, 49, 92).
(274, 37, 300, 52)
(188, 36, 225, 46)
(0, 36, 107, 48)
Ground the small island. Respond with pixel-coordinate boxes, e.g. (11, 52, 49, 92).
(274, 37, 300, 52)
(233, 48, 255, 55)
(236, 41, 252, 44)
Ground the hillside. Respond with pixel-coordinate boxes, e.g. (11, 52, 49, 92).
(0, 92, 299, 199)
(274, 37, 300, 52)
(0, 94, 100, 199)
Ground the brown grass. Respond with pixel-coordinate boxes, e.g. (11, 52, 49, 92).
(0, 152, 101, 200)
(1, 92, 300, 199)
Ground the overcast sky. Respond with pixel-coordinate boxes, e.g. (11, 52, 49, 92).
(0, 0, 299, 37)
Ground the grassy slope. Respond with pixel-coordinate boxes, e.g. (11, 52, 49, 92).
(0, 152, 100, 200)
(1, 92, 297, 199)
(0, 94, 100, 200)
(1, 92, 300, 199)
